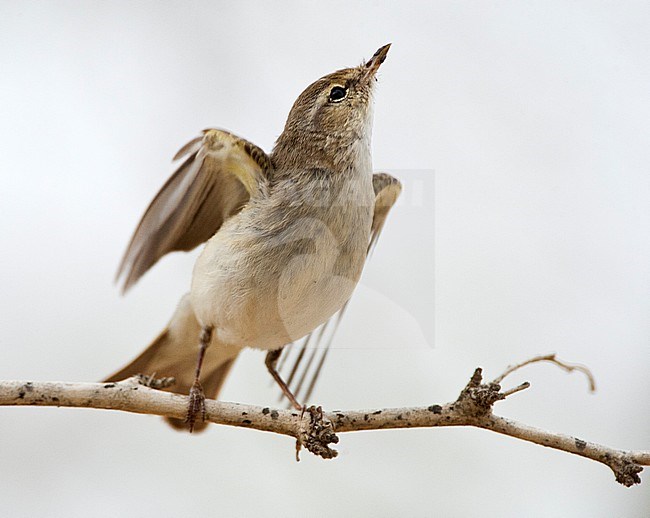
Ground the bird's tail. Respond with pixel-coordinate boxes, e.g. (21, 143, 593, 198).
(104, 293, 240, 432)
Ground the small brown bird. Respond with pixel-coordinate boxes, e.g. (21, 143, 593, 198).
(106, 44, 402, 431)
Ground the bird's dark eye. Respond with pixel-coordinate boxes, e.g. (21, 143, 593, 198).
(328, 85, 347, 103)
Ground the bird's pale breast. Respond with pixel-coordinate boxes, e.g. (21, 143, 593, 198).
(190, 170, 374, 350)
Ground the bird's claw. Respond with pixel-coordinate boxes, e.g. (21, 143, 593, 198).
(186, 379, 206, 432)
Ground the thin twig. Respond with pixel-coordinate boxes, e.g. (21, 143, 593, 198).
(500, 381, 531, 398)
(492, 353, 596, 392)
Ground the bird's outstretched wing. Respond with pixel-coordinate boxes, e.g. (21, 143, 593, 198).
(278, 172, 403, 404)
(116, 129, 272, 293)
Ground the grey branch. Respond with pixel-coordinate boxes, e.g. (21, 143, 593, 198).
(1, 355, 647, 487)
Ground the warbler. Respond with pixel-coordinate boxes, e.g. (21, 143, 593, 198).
(106, 44, 401, 432)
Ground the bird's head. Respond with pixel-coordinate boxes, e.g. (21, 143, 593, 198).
(276, 44, 390, 159)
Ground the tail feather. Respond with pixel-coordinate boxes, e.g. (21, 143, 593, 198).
(104, 328, 172, 383)
(104, 294, 240, 432)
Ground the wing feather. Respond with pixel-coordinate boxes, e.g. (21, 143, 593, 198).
(116, 129, 271, 293)
(369, 172, 403, 253)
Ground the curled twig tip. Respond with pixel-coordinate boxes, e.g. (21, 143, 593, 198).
(493, 353, 596, 393)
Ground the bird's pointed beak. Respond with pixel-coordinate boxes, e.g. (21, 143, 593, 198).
(363, 43, 391, 80)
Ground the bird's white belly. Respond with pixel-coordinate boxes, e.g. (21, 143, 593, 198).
(190, 203, 371, 350)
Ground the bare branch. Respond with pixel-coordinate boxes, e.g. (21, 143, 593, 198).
(0, 357, 646, 486)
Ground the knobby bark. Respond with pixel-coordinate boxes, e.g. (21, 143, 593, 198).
(1, 354, 647, 487)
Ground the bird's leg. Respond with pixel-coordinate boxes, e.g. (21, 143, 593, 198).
(186, 325, 213, 432)
(266, 348, 303, 411)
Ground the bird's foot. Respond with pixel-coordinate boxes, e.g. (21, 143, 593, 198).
(186, 379, 206, 433)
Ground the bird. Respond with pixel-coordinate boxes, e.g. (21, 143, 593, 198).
(105, 44, 402, 432)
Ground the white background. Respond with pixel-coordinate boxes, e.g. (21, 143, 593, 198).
(1, 2, 649, 517)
